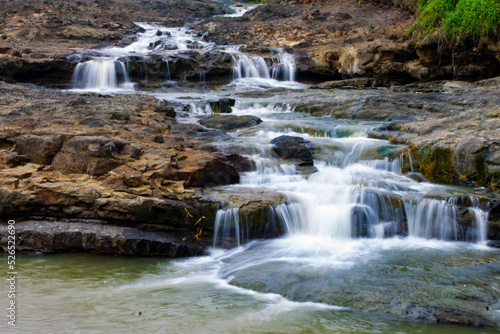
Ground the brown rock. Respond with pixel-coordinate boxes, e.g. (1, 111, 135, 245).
(51, 136, 131, 176)
(15, 134, 64, 165)
(113, 165, 143, 188)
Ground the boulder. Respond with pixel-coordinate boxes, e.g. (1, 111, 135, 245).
(207, 98, 236, 114)
(51, 136, 133, 176)
(15, 135, 65, 165)
(155, 104, 176, 118)
(184, 157, 240, 188)
(271, 135, 315, 166)
(199, 115, 262, 132)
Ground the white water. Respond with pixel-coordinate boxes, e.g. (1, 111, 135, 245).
(230, 50, 303, 89)
(71, 58, 134, 91)
(221, 4, 262, 17)
(209, 103, 491, 246)
(70, 23, 303, 92)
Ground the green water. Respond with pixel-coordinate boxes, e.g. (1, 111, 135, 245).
(1, 248, 499, 333)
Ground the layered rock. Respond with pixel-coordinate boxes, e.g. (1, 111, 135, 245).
(0, 81, 265, 255)
(198, 1, 500, 84)
(0, 220, 204, 256)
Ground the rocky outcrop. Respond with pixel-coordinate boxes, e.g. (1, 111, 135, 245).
(207, 98, 236, 114)
(0, 81, 260, 253)
(200, 187, 290, 247)
(365, 80, 500, 188)
(198, 2, 500, 84)
(51, 136, 135, 176)
(125, 50, 234, 83)
(0, 220, 204, 256)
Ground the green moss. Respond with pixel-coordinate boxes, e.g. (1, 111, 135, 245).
(417, 144, 455, 184)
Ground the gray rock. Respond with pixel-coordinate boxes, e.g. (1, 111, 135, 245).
(0, 220, 203, 257)
(271, 135, 315, 166)
(199, 115, 262, 132)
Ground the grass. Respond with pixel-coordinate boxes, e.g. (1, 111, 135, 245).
(411, 0, 500, 44)
(365, 0, 499, 46)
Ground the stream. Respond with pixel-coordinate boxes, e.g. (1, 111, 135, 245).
(2, 9, 500, 333)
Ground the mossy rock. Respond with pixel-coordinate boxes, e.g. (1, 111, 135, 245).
(417, 141, 454, 184)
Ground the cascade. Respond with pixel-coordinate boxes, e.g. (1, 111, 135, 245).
(71, 58, 133, 90)
(213, 208, 240, 248)
(212, 120, 490, 246)
(271, 53, 296, 81)
(404, 198, 459, 240)
(231, 51, 297, 81)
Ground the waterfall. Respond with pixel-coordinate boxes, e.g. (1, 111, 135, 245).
(231, 52, 296, 81)
(232, 54, 270, 80)
(271, 53, 296, 81)
(213, 208, 240, 248)
(71, 58, 133, 90)
(404, 198, 459, 240)
(468, 196, 489, 244)
(214, 155, 490, 247)
(212, 205, 284, 248)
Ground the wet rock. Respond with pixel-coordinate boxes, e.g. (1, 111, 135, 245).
(271, 135, 315, 166)
(207, 98, 236, 114)
(225, 153, 255, 173)
(126, 50, 233, 82)
(0, 220, 203, 257)
(200, 187, 289, 246)
(453, 137, 488, 185)
(313, 78, 377, 89)
(199, 115, 262, 132)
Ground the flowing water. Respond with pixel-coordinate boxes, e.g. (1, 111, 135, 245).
(5, 19, 500, 333)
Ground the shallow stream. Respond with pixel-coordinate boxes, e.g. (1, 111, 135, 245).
(2, 15, 500, 333)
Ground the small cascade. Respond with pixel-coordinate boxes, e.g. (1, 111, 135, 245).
(467, 196, 489, 243)
(199, 72, 206, 83)
(212, 206, 284, 248)
(232, 54, 270, 80)
(271, 53, 296, 81)
(72, 58, 133, 90)
(364, 157, 401, 173)
(213, 208, 240, 248)
(231, 51, 297, 82)
(404, 198, 459, 240)
(165, 59, 171, 81)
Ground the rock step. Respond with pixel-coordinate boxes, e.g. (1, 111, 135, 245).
(0, 220, 203, 257)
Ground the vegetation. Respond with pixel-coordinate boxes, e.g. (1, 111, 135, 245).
(410, 0, 500, 44)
